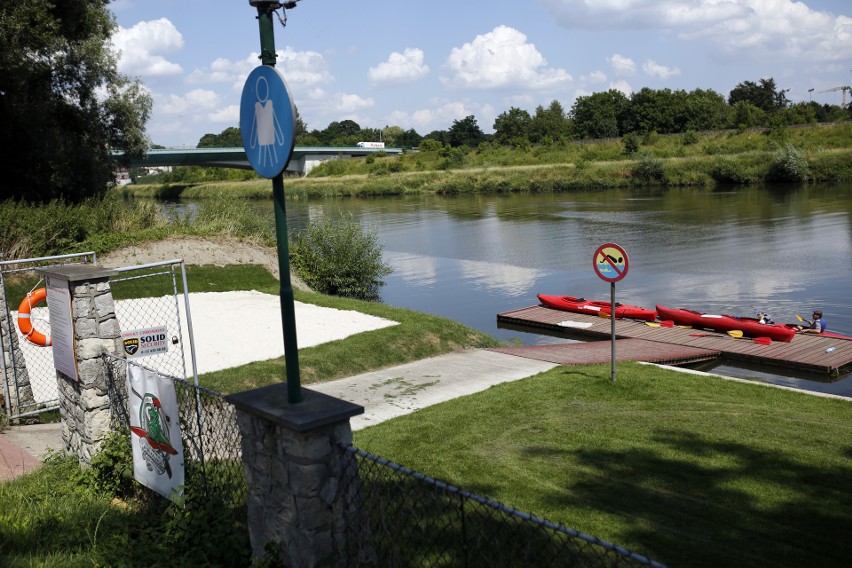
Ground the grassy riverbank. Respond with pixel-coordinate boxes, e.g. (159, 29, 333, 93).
(355, 362, 852, 568)
(124, 123, 852, 200)
(2, 265, 849, 566)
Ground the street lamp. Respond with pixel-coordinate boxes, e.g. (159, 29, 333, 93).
(808, 88, 814, 101)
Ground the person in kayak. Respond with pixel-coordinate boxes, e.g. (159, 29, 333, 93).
(796, 310, 826, 334)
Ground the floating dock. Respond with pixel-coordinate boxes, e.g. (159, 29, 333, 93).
(496, 305, 852, 376)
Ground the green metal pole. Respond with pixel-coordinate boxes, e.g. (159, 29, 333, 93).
(256, 4, 302, 403)
(256, 6, 277, 66)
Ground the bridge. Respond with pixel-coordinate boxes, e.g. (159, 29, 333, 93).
(114, 146, 402, 176)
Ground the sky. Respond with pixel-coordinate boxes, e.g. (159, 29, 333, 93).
(109, 0, 852, 148)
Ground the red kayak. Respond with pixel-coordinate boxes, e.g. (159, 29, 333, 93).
(780, 325, 852, 341)
(538, 294, 657, 321)
(656, 305, 796, 342)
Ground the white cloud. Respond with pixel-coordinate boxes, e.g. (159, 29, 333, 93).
(334, 93, 375, 113)
(543, 0, 852, 62)
(112, 18, 183, 77)
(208, 105, 239, 123)
(188, 48, 334, 92)
(276, 47, 336, 89)
(443, 25, 572, 90)
(610, 80, 633, 96)
(608, 53, 636, 76)
(643, 59, 681, 79)
(157, 89, 219, 115)
(583, 70, 608, 84)
(387, 99, 498, 134)
(369, 48, 430, 84)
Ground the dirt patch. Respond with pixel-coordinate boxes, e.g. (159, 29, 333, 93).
(98, 236, 310, 291)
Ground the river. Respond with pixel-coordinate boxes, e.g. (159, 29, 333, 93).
(170, 182, 852, 395)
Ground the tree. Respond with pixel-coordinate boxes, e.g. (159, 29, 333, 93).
(423, 130, 449, 146)
(683, 88, 729, 131)
(529, 101, 570, 143)
(569, 90, 630, 139)
(0, 0, 152, 202)
(729, 101, 766, 129)
(493, 107, 532, 145)
(396, 128, 423, 148)
(381, 125, 404, 147)
(197, 127, 243, 148)
(728, 78, 786, 112)
(447, 115, 485, 147)
(625, 88, 686, 134)
(294, 106, 308, 139)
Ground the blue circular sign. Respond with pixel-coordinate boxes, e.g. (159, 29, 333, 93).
(239, 66, 296, 178)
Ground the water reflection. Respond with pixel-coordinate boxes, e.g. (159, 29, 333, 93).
(386, 252, 438, 286)
(157, 183, 852, 394)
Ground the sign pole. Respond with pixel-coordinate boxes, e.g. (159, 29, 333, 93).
(592, 243, 629, 385)
(610, 281, 616, 383)
(253, 2, 302, 403)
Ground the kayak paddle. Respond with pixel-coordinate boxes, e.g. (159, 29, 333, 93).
(726, 330, 772, 344)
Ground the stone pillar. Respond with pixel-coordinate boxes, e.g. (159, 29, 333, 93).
(36, 266, 120, 465)
(227, 384, 368, 567)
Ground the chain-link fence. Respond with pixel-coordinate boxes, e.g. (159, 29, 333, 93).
(104, 354, 247, 512)
(110, 260, 198, 387)
(97, 355, 665, 565)
(338, 445, 667, 568)
(1, 252, 97, 419)
(1, 255, 198, 421)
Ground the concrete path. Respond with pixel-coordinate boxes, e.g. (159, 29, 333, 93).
(0, 350, 557, 480)
(310, 349, 558, 431)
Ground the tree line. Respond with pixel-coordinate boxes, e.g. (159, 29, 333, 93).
(198, 77, 850, 151)
(4, 0, 849, 204)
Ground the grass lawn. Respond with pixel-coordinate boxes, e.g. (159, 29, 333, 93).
(4, 263, 850, 566)
(353, 362, 852, 568)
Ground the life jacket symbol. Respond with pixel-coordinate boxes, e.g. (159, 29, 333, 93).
(124, 338, 140, 356)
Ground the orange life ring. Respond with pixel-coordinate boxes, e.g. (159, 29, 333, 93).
(17, 288, 52, 347)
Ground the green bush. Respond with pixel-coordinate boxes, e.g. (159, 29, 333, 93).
(290, 215, 392, 301)
(683, 130, 699, 145)
(642, 130, 660, 145)
(79, 428, 136, 497)
(769, 143, 810, 182)
(308, 157, 350, 177)
(622, 133, 640, 155)
(418, 139, 442, 152)
(632, 153, 665, 181)
(711, 157, 755, 184)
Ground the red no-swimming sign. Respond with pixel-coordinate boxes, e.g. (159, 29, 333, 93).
(593, 243, 629, 283)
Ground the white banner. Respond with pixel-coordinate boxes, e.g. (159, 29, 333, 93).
(127, 365, 184, 502)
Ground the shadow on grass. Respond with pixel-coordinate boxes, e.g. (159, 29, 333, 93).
(549, 428, 852, 568)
